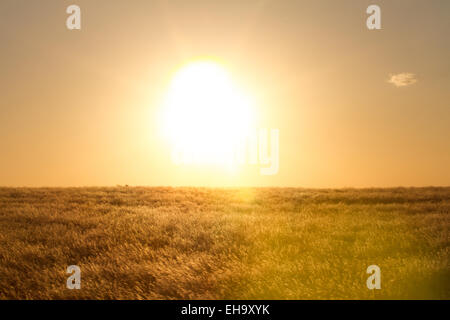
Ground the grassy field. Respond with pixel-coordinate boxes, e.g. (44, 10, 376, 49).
(0, 187, 448, 299)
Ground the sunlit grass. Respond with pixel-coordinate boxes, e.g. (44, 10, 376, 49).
(0, 187, 448, 299)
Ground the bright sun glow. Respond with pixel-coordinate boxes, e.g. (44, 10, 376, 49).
(162, 61, 255, 166)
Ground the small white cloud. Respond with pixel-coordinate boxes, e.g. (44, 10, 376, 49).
(387, 73, 418, 87)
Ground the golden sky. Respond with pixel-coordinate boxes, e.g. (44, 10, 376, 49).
(0, 0, 449, 187)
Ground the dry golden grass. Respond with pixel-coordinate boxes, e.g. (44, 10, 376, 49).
(0, 187, 448, 299)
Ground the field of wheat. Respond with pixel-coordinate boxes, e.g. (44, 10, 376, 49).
(0, 187, 448, 299)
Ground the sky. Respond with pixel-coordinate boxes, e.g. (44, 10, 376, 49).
(0, 0, 449, 187)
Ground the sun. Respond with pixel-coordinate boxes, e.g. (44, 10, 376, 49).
(161, 60, 255, 167)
